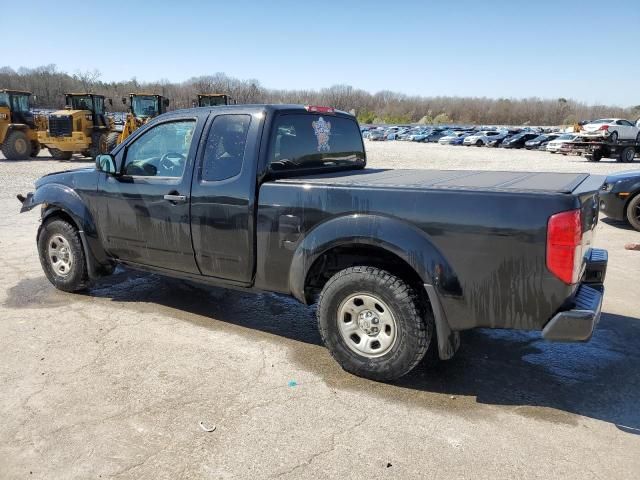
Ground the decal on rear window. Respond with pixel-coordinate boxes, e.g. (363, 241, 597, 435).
(312, 116, 331, 152)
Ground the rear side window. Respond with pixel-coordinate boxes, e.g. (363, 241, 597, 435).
(201, 114, 251, 182)
(268, 114, 365, 172)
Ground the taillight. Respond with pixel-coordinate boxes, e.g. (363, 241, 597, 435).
(598, 125, 609, 131)
(546, 209, 582, 284)
(305, 105, 335, 114)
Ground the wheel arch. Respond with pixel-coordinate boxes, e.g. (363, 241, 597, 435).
(26, 183, 112, 279)
(289, 214, 462, 359)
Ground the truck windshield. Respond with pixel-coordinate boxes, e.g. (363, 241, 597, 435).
(200, 96, 228, 107)
(131, 96, 159, 118)
(69, 95, 94, 111)
(268, 113, 365, 173)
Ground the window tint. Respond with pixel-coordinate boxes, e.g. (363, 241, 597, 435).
(123, 120, 195, 178)
(269, 114, 365, 172)
(201, 114, 251, 182)
(618, 120, 633, 126)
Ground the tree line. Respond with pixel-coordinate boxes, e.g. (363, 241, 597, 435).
(2, 64, 639, 126)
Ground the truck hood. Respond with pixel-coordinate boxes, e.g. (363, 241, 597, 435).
(35, 167, 95, 188)
(604, 170, 640, 182)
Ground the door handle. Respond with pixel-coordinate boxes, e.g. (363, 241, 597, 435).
(163, 193, 187, 203)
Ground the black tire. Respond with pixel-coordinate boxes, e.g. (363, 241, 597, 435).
(475, 140, 483, 147)
(592, 150, 603, 162)
(585, 154, 595, 162)
(626, 194, 640, 232)
(317, 266, 433, 381)
(31, 141, 41, 158)
(89, 131, 108, 159)
(37, 218, 90, 292)
(620, 146, 635, 163)
(49, 148, 73, 160)
(1, 130, 32, 160)
(608, 131, 618, 143)
(105, 132, 119, 152)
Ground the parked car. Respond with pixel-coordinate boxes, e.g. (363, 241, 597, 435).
(581, 119, 640, 143)
(502, 132, 541, 149)
(368, 130, 386, 141)
(525, 133, 560, 150)
(599, 170, 640, 231)
(547, 134, 578, 153)
(463, 130, 506, 147)
(421, 130, 450, 143)
(449, 132, 473, 145)
(18, 104, 608, 381)
(438, 131, 468, 145)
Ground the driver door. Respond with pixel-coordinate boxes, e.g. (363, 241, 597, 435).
(98, 116, 202, 273)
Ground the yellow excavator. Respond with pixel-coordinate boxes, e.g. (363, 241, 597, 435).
(37, 93, 118, 160)
(196, 93, 235, 107)
(118, 93, 170, 144)
(0, 89, 41, 160)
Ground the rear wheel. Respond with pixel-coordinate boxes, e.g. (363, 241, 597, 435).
(89, 132, 108, 159)
(37, 218, 89, 292)
(105, 132, 119, 153)
(1, 130, 31, 160)
(626, 194, 640, 231)
(49, 148, 73, 160)
(608, 131, 619, 143)
(31, 141, 41, 158)
(317, 266, 433, 381)
(620, 146, 635, 163)
(592, 150, 603, 162)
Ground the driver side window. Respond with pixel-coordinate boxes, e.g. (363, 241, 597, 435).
(123, 120, 196, 178)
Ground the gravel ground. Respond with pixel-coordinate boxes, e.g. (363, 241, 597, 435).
(1, 145, 639, 479)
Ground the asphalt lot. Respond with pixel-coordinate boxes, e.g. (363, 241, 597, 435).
(1, 145, 639, 479)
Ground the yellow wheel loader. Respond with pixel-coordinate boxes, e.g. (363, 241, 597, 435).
(118, 93, 169, 144)
(196, 93, 235, 107)
(0, 89, 41, 160)
(37, 93, 117, 160)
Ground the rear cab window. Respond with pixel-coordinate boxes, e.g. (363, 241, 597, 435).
(268, 113, 365, 174)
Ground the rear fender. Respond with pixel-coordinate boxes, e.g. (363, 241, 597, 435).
(20, 184, 112, 278)
(289, 214, 462, 359)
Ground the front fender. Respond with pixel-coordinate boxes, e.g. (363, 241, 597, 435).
(288, 214, 462, 359)
(19, 184, 112, 278)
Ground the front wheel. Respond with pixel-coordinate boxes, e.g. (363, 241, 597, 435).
(626, 194, 640, 231)
(317, 266, 433, 381)
(1, 130, 32, 160)
(38, 219, 89, 292)
(476, 140, 483, 147)
(49, 148, 73, 160)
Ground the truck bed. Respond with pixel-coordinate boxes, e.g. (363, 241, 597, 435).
(276, 169, 590, 194)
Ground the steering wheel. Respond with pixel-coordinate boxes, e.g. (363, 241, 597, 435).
(159, 152, 185, 174)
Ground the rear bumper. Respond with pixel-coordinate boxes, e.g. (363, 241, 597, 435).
(542, 248, 607, 342)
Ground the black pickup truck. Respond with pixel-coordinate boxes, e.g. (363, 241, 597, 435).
(19, 104, 608, 381)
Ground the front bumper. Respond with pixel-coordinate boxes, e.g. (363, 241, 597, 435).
(542, 248, 607, 342)
(599, 189, 627, 221)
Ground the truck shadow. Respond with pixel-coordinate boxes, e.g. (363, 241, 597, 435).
(89, 270, 640, 433)
(11, 270, 638, 433)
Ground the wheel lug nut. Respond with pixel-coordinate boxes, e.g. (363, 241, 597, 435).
(372, 318, 379, 324)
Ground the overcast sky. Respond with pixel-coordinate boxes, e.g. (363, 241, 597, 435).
(5, 0, 639, 107)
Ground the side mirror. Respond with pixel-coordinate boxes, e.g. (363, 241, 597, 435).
(95, 153, 118, 175)
(163, 98, 170, 107)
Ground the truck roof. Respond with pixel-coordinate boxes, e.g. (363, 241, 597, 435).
(276, 169, 592, 194)
(171, 104, 354, 117)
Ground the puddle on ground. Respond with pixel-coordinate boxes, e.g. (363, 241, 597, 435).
(4, 271, 640, 431)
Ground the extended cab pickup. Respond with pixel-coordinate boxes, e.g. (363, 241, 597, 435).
(19, 105, 608, 381)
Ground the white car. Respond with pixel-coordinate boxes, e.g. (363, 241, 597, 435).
(438, 131, 467, 145)
(546, 134, 578, 153)
(462, 130, 506, 147)
(581, 118, 640, 143)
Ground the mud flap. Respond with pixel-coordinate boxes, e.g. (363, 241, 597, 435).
(17, 192, 36, 213)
